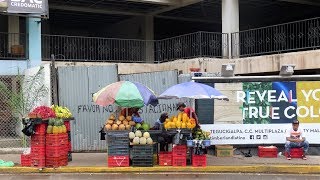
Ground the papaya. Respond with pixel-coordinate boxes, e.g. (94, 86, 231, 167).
(182, 113, 188, 123)
(177, 112, 183, 122)
(52, 126, 59, 134)
(62, 125, 67, 133)
(47, 125, 53, 134)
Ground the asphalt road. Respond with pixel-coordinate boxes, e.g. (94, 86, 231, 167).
(1, 173, 320, 180)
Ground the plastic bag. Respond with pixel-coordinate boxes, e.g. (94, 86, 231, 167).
(22, 121, 35, 136)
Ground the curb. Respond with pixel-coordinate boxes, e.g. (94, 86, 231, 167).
(0, 165, 320, 174)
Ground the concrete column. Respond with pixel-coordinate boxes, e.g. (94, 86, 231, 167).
(222, 0, 239, 58)
(8, 16, 19, 53)
(26, 17, 42, 68)
(143, 15, 154, 63)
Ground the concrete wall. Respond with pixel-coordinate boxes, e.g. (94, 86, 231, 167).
(44, 49, 320, 75)
(105, 16, 145, 39)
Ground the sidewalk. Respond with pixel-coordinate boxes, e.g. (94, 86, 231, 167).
(0, 153, 320, 174)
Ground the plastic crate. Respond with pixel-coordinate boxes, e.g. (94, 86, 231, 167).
(258, 146, 278, 158)
(172, 145, 187, 156)
(285, 148, 304, 158)
(68, 142, 72, 151)
(31, 146, 46, 157)
(46, 146, 67, 158)
(172, 155, 187, 166)
(107, 136, 130, 145)
(31, 157, 46, 168)
(64, 121, 71, 131)
(31, 134, 46, 146)
(20, 154, 31, 167)
(131, 145, 153, 157)
(46, 156, 68, 168)
(108, 145, 129, 156)
(192, 154, 207, 167)
(46, 133, 68, 146)
(132, 157, 153, 167)
(108, 155, 130, 167)
(158, 152, 172, 166)
(34, 123, 47, 135)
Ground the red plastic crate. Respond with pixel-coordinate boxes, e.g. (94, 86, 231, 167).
(46, 146, 67, 158)
(31, 134, 46, 146)
(31, 146, 46, 157)
(108, 155, 130, 167)
(64, 121, 71, 131)
(68, 142, 72, 151)
(46, 133, 68, 146)
(34, 123, 47, 135)
(285, 148, 304, 158)
(158, 152, 172, 166)
(172, 145, 187, 156)
(46, 156, 67, 168)
(31, 157, 46, 168)
(172, 156, 186, 167)
(192, 154, 207, 167)
(20, 154, 31, 167)
(258, 146, 278, 158)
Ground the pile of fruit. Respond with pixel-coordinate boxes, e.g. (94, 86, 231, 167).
(104, 114, 136, 131)
(193, 129, 210, 140)
(164, 112, 196, 129)
(135, 122, 150, 131)
(129, 130, 153, 145)
(29, 106, 56, 119)
(51, 105, 73, 119)
(46, 118, 67, 134)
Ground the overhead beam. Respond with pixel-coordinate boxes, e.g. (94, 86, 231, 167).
(49, 5, 145, 16)
(155, 15, 220, 24)
(149, 0, 203, 15)
(126, 0, 179, 5)
(278, 0, 320, 6)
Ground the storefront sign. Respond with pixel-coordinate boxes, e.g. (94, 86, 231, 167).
(0, 0, 48, 15)
(201, 124, 320, 145)
(211, 81, 320, 144)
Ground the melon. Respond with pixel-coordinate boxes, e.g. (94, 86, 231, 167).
(107, 120, 114, 125)
(141, 123, 150, 131)
(129, 132, 135, 139)
(143, 132, 150, 139)
(112, 124, 119, 130)
(105, 124, 112, 131)
(47, 125, 53, 134)
(109, 114, 116, 120)
(119, 124, 126, 130)
(119, 115, 125, 121)
(126, 116, 132, 121)
(135, 130, 142, 137)
(123, 120, 129, 126)
(135, 123, 142, 130)
(133, 137, 140, 145)
(116, 120, 122, 125)
(146, 137, 153, 145)
(139, 137, 147, 145)
(125, 125, 131, 130)
(129, 121, 136, 126)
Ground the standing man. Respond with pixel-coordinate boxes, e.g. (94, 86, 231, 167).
(285, 120, 309, 160)
(177, 102, 200, 127)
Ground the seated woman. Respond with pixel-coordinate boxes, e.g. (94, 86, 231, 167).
(151, 112, 172, 151)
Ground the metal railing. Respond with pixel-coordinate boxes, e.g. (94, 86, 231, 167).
(0, 32, 27, 60)
(42, 32, 228, 63)
(42, 34, 155, 63)
(232, 17, 320, 57)
(155, 32, 228, 62)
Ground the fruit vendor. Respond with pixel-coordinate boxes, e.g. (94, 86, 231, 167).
(177, 102, 200, 127)
(151, 112, 173, 151)
(120, 107, 140, 117)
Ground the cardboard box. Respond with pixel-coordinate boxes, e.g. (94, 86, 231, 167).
(215, 145, 234, 157)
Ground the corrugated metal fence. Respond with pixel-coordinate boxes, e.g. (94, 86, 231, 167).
(57, 66, 192, 151)
(57, 65, 118, 151)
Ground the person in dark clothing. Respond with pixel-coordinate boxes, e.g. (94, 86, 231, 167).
(151, 112, 172, 151)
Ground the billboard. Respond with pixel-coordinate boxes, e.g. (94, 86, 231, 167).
(0, 0, 48, 16)
(202, 81, 320, 145)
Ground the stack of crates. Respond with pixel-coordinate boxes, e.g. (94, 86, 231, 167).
(158, 152, 172, 166)
(64, 121, 72, 162)
(191, 154, 207, 167)
(172, 145, 187, 166)
(107, 131, 130, 167)
(30, 123, 47, 168)
(45, 133, 68, 167)
(132, 145, 153, 167)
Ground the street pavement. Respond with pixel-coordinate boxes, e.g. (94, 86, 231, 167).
(0, 173, 320, 180)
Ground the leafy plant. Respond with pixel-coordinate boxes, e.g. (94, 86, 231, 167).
(0, 66, 48, 118)
(0, 66, 48, 145)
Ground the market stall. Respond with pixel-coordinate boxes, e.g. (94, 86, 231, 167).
(20, 105, 74, 168)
